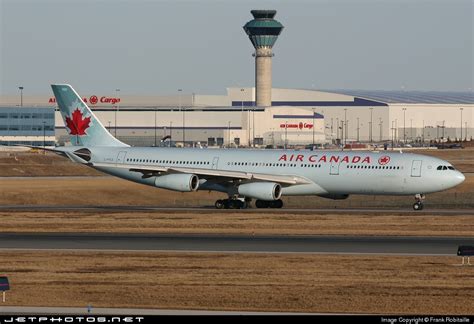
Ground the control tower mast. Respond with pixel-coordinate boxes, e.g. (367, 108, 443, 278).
(243, 10, 284, 107)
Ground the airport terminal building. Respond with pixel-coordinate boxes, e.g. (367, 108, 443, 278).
(0, 87, 472, 148)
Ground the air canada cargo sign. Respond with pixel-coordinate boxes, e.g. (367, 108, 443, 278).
(280, 122, 313, 130)
(49, 95, 120, 105)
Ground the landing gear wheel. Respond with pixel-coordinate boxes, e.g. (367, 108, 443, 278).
(256, 199, 283, 209)
(216, 198, 246, 209)
(255, 200, 268, 208)
(413, 202, 424, 211)
(413, 194, 425, 211)
(215, 199, 224, 209)
(274, 199, 283, 209)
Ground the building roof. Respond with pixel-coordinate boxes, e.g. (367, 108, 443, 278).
(331, 90, 474, 105)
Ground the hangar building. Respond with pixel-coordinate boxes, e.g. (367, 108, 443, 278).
(0, 88, 472, 148)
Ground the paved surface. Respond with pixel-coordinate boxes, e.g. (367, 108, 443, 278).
(0, 306, 316, 315)
(0, 205, 473, 215)
(0, 233, 472, 255)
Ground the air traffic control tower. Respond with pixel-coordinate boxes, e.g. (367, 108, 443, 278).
(244, 10, 284, 107)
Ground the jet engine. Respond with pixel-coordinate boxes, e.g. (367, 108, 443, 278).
(154, 174, 199, 192)
(238, 182, 282, 201)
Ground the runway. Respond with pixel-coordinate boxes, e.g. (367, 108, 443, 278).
(0, 205, 473, 215)
(1, 233, 472, 255)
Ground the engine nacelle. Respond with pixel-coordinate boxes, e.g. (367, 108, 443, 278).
(154, 174, 199, 192)
(238, 182, 282, 201)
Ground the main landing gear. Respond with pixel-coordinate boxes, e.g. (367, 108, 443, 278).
(255, 199, 283, 209)
(214, 198, 284, 209)
(413, 194, 425, 210)
(215, 198, 248, 209)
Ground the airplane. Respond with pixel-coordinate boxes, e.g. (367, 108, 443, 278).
(43, 84, 465, 210)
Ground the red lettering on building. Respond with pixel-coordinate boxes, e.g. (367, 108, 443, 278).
(280, 123, 313, 130)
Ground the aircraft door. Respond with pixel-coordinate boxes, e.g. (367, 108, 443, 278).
(411, 160, 422, 177)
(116, 151, 127, 164)
(330, 161, 340, 175)
(211, 157, 219, 170)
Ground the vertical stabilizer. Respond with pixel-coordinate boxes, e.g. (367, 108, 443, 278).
(51, 84, 128, 147)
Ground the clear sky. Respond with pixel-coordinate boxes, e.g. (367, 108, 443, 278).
(1, 0, 472, 95)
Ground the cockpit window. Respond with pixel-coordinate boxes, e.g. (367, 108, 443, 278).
(437, 165, 455, 171)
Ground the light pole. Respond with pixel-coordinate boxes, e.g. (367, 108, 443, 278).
(240, 88, 245, 112)
(330, 118, 334, 142)
(369, 108, 373, 143)
(379, 117, 383, 141)
(402, 108, 407, 144)
(422, 120, 425, 144)
(115, 89, 120, 137)
(252, 108, 255, 148)
(154, 108, 157, 147)
(460, 108, 464, 140)
(42, 121, 46, 153)
(108, 121, 111, 132)
(312, 108, 315, 147)
(410, 119, 413, 142)
(169, 121, 173, 147)
(344, 108, 347, 146)
(18, 86, 24, 107)
(391, 120, 395, 149)
(442, 120, 445, 139)
(178, 89, 184, 146)
(356, 117, 360, 142)
(284, 121, 288, 149)
(341, 120, 344, 148)
(228, 121, 231, 148)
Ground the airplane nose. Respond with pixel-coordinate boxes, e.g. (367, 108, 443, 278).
(455, 171, 466, 185)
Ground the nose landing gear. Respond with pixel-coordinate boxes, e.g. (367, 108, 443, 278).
(413, 194, 425, 210)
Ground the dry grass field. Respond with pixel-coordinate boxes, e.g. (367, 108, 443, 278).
(1, 174, 472, 209)
(1, 251, 472, 314)
(1, 210, 473, 236)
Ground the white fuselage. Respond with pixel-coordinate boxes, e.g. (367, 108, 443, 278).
(86, 147, 465, 197)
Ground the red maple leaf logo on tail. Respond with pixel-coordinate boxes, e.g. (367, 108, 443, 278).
(65, 108, 91, 135)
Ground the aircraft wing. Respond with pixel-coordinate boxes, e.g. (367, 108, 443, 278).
(91, 162, 312, 185)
